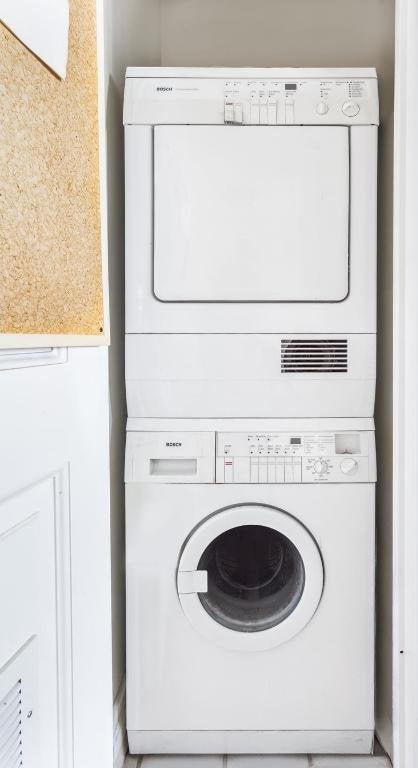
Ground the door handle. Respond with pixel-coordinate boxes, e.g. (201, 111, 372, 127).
(177, 570, 208, 594)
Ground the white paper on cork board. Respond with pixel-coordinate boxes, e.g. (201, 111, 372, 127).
(0, 0, 69, 79)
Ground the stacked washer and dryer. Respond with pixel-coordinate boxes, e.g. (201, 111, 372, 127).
(124, 68, 379, 756)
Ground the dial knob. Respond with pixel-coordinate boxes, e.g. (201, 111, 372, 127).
(314, 459, 328, 474)
(340, 458, 358, 475)
(316, 101, 329, 116)
(342, 100, 360, 117)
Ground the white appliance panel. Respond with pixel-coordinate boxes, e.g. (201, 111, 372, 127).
(124, 69, 378, 420)
(126, 478, 375, 752)
(215, 429, 376, 483)
(125, 431, 215, 483)
(125, 333, 376, 418)
(124, 428, 376, 484)
(124, 69, 379, 127)
(127, 417, 375, 432)
(125, 124, 377, 334)
(154, 126, 349, 302)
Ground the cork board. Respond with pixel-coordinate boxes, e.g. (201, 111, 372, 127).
(0, 0, 105, 339)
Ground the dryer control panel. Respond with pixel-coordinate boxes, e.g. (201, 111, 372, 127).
(216, 431, 376, 483)
(124, 68, 379, 126)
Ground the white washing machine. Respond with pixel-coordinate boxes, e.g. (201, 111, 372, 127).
(124, 67, 379, 418)
(125, 419, 376, 755)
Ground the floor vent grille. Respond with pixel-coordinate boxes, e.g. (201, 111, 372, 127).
(0, 680, 23, 767)
(281, 339, 348, 373)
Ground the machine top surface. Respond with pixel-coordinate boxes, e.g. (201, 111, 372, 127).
(124, 67, 379, 126)
(126, 66, 377, 79)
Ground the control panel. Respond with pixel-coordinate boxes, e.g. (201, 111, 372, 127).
(124, 71, 379, 126)
(216, 431, 376, 484)
(222, 78, 376, 125)
(125, 429, 376, 484)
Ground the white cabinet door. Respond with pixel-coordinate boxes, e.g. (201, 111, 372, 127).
(0, 479, 62, 767)
(0, 348, 113, 768)
(154, 126, 349, 302)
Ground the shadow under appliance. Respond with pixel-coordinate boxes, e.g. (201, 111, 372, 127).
(124, 67, 379, 418)
(125, 420, 376, 755)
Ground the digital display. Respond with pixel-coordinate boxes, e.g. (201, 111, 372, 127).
(290, 437, 302, 445)
(285, 83, 297, 91)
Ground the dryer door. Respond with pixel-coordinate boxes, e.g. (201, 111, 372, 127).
(154, 125, 349, 302)
(177, 504, 324, 651)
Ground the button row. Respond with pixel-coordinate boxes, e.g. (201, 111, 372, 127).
(225, 99, 291, 125)
(224, 446, 301, 456)
(250, 98, 280, 125)
(224, 99, 360, 124)
(224, 457, 302, 483)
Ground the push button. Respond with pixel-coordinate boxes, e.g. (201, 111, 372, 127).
(268, 98, 277, 124)
(285, 457, 302, 482)
(224, 458, 234, 482)
(250, 104, 260, 124)
(259, 458, 268, 483)
(250, 458, 259, 483)
(276, 458, 285, 483)
(234, 103, 243, 123)
(259, 95, 268, 125)
(224, 103, 235, 123)
(267, 458, 276, 483)
(285, 99, 295, 124)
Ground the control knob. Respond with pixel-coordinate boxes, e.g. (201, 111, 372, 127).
(316, 101, 329, 116)
(342, 101, 360, 117)
(340, 458, 358, 475)
(314, 459, 328, 475)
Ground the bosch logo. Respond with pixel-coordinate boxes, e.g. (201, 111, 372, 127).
(166, 442, 182, 447)
(157, 87, 173, 92)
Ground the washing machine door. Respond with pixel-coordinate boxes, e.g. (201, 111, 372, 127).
(177, 504, 324, 651)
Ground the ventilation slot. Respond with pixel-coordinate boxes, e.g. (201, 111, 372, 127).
(281, 339, 348, 373)
(0, 680, 23, 767)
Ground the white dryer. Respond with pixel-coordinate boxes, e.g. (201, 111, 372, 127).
(125, 419, 376, 755)
(124, 68, 379, 418)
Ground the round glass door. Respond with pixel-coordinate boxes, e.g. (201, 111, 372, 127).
(177, 505, 323, 651)
(198, 525, 305, 633)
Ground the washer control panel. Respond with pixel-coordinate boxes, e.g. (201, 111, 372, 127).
(124, 72, 379, 126)
(216, 431, 376, 484)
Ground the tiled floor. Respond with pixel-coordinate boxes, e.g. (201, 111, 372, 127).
(124, 754, 391, 768)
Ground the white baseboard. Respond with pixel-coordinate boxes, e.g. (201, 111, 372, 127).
(113, 678, 128, 768)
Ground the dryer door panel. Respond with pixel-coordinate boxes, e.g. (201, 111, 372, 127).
(154, 125, 349, 302)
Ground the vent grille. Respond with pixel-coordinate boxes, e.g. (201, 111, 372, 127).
(281, 339, 348, 373)
(0, 680, 23, 767)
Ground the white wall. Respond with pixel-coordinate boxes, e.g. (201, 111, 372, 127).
(375, 52, 395, 762)
(103, 0, 161, 717)
(160, 0, 393, 72)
